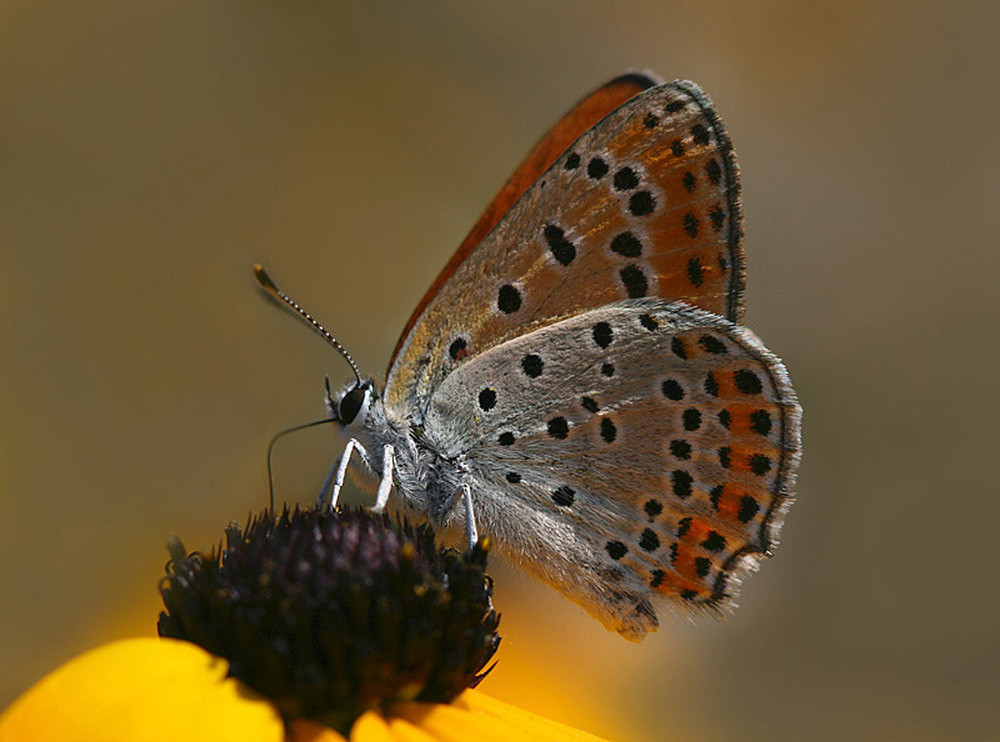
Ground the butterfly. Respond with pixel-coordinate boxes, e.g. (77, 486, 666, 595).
(256, 72, 801, 641)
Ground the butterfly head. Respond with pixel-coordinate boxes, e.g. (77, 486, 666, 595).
(325, 376, 381, 431)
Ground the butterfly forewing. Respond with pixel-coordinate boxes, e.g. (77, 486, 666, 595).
(421, 300, 799, 638)
(389, 73, 661, 368)
(386, 81, 745, 419)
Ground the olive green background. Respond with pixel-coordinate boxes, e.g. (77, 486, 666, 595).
(2, 2, 997, 740)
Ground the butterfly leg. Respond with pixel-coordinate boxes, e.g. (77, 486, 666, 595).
(459, 482, 479, 553)
(317, 457, 339, 509)
(371, 444, 395, 513)
(319, 438, 372, 511)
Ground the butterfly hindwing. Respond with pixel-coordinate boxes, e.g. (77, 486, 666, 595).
(421, 299, 800, 639)
(386, 80, 745, 419)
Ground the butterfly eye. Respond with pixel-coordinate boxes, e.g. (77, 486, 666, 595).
(338, 385, 370, 425)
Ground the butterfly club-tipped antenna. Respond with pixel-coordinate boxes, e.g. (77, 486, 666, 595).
(253, 263, 363, 385)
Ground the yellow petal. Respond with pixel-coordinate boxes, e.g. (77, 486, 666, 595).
(350, 711, 396, 742)
(389, 689, 610, 742)
(384, 718, 441, 742)
(0, 637, 284, 742)
(290, 710, 425, 742)
(287, 718, 350, 742)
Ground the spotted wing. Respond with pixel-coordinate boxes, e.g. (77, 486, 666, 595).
(389, 72, 661, 366)
(421, 300, 800, 640)
(386, 80, 744, 418)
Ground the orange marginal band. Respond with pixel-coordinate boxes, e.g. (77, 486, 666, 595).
(387, 73, 661, 374)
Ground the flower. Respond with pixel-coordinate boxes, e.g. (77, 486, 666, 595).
(0, 507, 610, 741)
(158, 507, 500, 731)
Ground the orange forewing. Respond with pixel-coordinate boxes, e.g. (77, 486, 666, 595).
(384, 82, 746, 415)
(388, 73, 660, 374)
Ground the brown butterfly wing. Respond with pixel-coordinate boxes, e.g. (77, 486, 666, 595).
(386, 80, 745, 419)
(388, 72, 662, 369)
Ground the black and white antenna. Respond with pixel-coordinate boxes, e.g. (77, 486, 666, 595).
(253, 264, 362, 384)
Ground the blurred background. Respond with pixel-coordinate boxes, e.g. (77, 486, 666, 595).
(2, 2, 998, 740)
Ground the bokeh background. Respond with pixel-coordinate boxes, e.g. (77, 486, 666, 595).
(2, 2, 998, 740)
